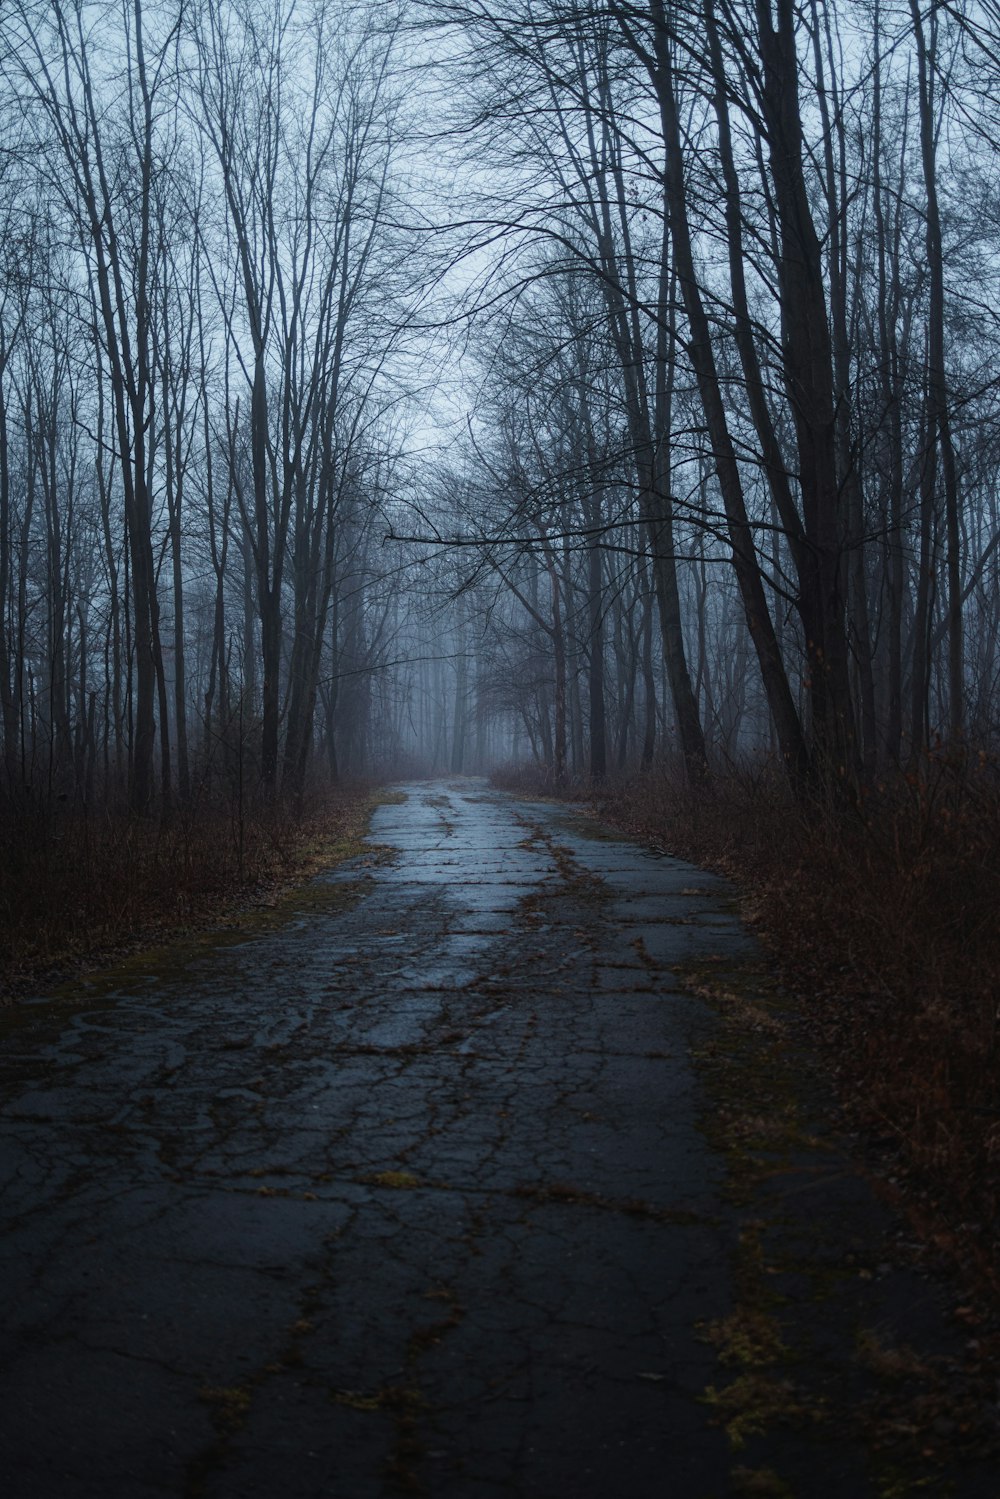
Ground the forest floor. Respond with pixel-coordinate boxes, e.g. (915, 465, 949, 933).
(1, 779, 998, 1497)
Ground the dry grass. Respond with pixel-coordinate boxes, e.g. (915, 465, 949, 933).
(495, 751, 1000, 1287)
(0, 780, 378, 999)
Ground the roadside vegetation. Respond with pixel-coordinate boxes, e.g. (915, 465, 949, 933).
(495, 755, 1000, 1291)
(0, 783, 382, 1001)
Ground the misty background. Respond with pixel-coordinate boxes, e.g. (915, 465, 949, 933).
(1, 0, 998, 811)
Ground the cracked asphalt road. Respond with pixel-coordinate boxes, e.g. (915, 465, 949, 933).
(0, 781, 993, 1498)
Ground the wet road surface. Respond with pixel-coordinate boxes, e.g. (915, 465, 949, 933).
(0, 781, 994, 1497)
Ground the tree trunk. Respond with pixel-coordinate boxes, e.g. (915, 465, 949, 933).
(649, 2, 809, 780)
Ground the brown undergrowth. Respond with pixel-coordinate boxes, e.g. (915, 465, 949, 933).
(493, 752, 1000, 1291)
(0, 780, 386, 1000)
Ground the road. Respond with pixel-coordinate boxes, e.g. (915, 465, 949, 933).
(0, 781, 993, 1497)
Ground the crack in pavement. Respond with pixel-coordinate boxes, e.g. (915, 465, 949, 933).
(0, 778, 995, 1498)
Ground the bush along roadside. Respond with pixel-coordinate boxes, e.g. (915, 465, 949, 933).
(0, 783, 403, 1002)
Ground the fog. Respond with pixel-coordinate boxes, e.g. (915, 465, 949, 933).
(2, 0, 999, 806)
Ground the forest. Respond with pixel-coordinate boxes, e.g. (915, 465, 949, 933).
(2, 0, 1000, 1280)
(5, 0, 1000, 808)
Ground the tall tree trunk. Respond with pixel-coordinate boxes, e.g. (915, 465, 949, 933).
(753, 0, 857, 780)
(910, 0, 962, 745)
(648, 1, 808, 780)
